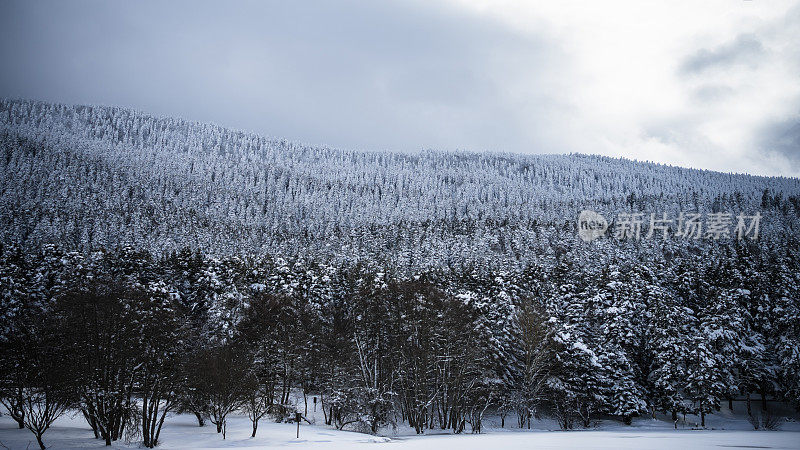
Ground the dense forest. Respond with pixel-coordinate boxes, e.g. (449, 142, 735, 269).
(1, 243, 799, 448)
(2, 99, 799, 268)
(1, 100, 800, 448)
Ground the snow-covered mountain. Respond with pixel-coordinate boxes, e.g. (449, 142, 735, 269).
(1, 99, 799, 268)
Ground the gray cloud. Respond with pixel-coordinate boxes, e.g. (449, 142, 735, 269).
(0, 0, 565, 154)
(680, 33, 764, 74)
(690, 84, 735, 103)
(1, 0, 797, 177)
(761, 117, 800, 167)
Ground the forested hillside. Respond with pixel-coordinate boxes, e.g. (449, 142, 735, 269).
(2, 99, 799, 268)
(1, 99, 800, 448)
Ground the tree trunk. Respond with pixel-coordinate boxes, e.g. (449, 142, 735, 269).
(320, 394, 328, 425)
(728, 397, 733, 411)
(154, 409, 168, 448)
(142, 397, 152, 448)
(251, 419, 258, 438)
(36, 433, 46, 450)
(700, 410, 705, 428)
(81, 406, 99, 438)
(9, 391, 25, 429)
(746, 391, 752, 416)
(760, 390, 767, 411)
(195, 411, 205, 427)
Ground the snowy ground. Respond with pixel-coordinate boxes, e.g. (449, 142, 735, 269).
(2, 403, 799, 449)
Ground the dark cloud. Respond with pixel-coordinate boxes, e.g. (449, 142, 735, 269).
(0, 0, 564, 154)
(760, 117, 800, 167)
(680, 33, 764, 74)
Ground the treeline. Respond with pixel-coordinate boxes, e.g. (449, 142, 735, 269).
(1, 242, 799, 448)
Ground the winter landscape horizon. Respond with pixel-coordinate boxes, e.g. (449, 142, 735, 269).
(2, 1, 800, 449)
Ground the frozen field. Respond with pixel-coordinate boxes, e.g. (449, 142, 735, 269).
(2, 407, 799, 450)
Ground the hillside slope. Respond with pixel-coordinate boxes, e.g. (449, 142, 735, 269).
(1, 99, 799, 267)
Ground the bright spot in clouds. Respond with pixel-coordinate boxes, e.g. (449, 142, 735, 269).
(451, 0, 800, 176)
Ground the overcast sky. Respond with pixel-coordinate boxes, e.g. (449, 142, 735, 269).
(1, 0, 798, 176)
